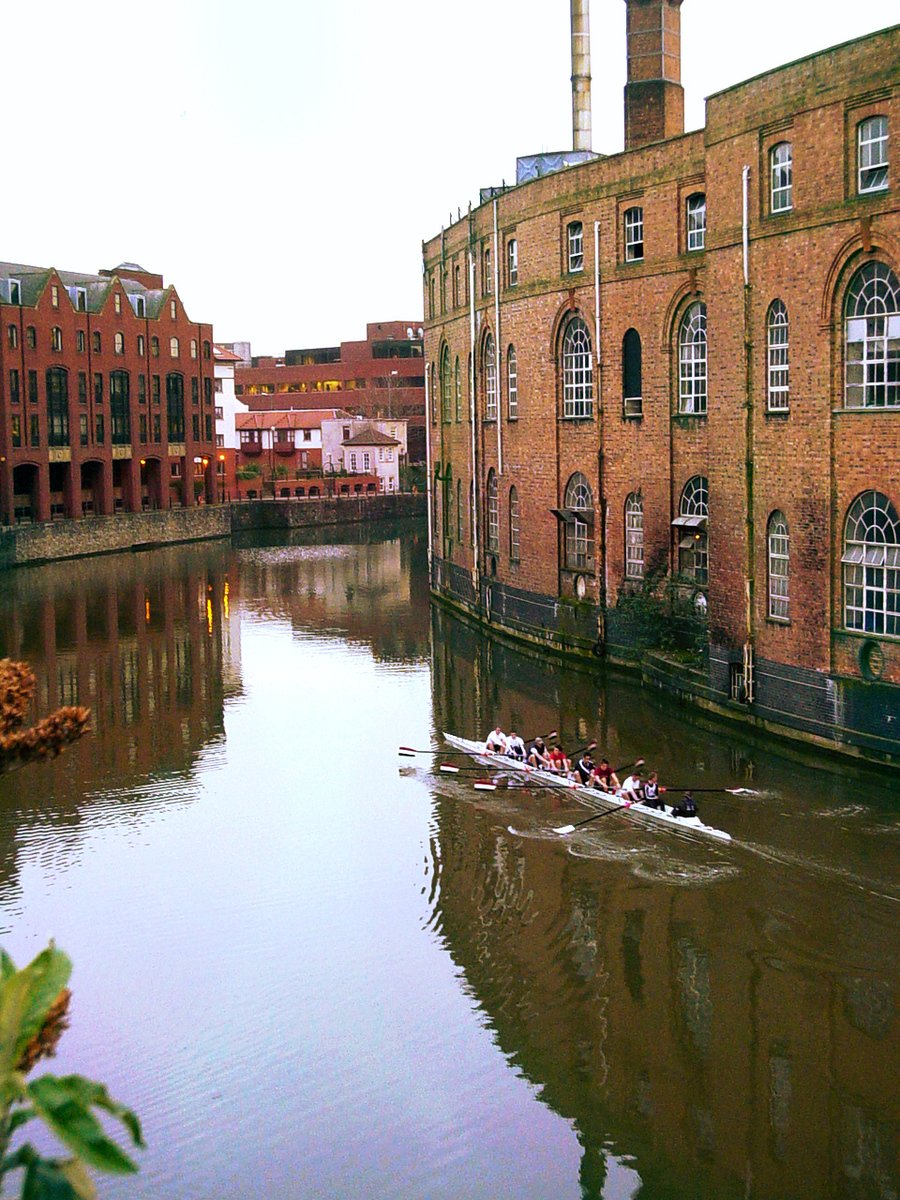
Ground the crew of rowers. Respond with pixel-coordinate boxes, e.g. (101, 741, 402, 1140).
(484, 726, 698, 819)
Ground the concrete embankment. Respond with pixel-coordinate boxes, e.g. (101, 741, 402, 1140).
(0, 493, 426, 569)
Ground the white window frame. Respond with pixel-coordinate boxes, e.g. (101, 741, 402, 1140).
(844, 262, 900, 410)
(767, 511, 790, 620)
(487, 471, 499, 552)
(484, 333, 498, 420)
(507, 238, 518, 286)
(130, 294, 146, 317)
(6, 278, 21, 304)
(170, 337, 179, 358)
(767, 300, 790, 411)
(509, 487, 520, 561)
(770, 142, 793, 213)
(567, 221, 584, 273)
(625, 494, 644, 579)
(858, 116, 889, 195)
(562, 317, 593, 419)
(564, 473, 593, 571)
(678, 302, 708, 415)
(677, 476, 709, 584)
(483, 246, 492, 297)
(507, 345, 518, 419)
(624, 206, 644, 262)
(686, 194, 706, 251)
(114, 332, 125, 356)
(842, 491, 900, 636)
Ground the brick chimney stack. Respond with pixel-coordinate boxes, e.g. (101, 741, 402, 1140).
(624, 0, 684, 150)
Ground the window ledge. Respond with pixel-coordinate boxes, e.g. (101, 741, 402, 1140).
(834, 405, 900, 415)
(765, 408, 790, 418)
(766, 616, 791, 626)
(623, 410, 643, 421)
(559, 414, 595, 424)
(673, 411, 708, 422)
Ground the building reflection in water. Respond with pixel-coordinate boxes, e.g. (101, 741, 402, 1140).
(427, 604, 898, 1200)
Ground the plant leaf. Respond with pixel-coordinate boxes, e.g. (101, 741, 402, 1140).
(9, 1103, 38, 1133)
(22, 1156, 97, 1200)
(0, 945, 72, 1071)
(26, 1076, 140, 1175)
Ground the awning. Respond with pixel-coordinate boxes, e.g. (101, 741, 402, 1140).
(672, 514, 707, 529)
(551, 507, 595, 526)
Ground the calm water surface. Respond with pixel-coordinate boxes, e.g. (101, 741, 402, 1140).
(0, 520, 896, 1200)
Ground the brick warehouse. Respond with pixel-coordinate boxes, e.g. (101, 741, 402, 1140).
(0, 262, 217, 523)
(422, 2, 900, 763)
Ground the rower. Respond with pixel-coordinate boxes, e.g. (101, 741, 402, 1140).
(620, 767, 644, 803)
(528, 737, 551, 769)
(547, 743, 571, 775)
(576, 749, 596, 786)
(485, 726, 508, 753)
(642, 771, 665, 810)
(592, 757, 620, 794)
(506, 731, 526, 761)
(670, 791, 698, 819)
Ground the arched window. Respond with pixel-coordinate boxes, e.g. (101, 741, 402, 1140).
(625, 493, 644, 579)
(92, 331, 101, 353)
(676, 476, 708, 583)
(842, 491, 900, 635)
(486, 470, 499, 552)
(678, 302, 707, 414)
(563, 472, 593, 571)
(858, 116, 889, 194)
(51, 327, 63, 352)
(509, 486, 520, 561)
(507, 345, 518, 419)
(767, 300, 789, 411)
(440, 345, 452, 423)
(170, 336, 180, 358)
(7, 324, 17, 349)
(456, 478, 463, 543)
(114, 331, 125, 355)
(767, 511, 790, 620)
(483, 333, 497, 420)
(190, 339, 198, 359)
(110, 371, 131, 445)
(562, 316, 593, 418)
(844, 262, 900, 409)
(454, 357, 461, 422)
(623, 328, 642, 417)
(770, 142, 792, 212)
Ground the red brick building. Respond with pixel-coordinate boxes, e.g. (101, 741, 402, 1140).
(0, 262, 217, 522)
(423, 5, 900, 762)
(229, 321, 426, 461)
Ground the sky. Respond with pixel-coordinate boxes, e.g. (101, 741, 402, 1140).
(4, 1, 897, 355)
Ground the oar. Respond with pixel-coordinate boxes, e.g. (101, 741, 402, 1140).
(472, 773, 580, 792)
(554, 801, 635, 835)
(659, 786, 757, 795)
(399, 729, 558, 759)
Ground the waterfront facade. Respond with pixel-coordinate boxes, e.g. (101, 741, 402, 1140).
(0, 262, 217, 523)
(423, 9, 900, 760)
(228, 321, 426, 462)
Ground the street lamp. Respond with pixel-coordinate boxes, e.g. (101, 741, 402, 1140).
(388, 369, 398, 420)
(218, 453, 226, 503)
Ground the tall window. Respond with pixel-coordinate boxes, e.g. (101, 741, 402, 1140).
(770, 143, 793, 212)
(110, 372, 131, 444)
(483, 245, 492, 297)
(507, 345, 518, 419)
(7, 324, 17, 349)
(624, 207, 644, 262)
(454, 358, 461, 422)
(441, 346, 452, 423)
(445, 468, 453, 537)
(457, 478, 464, 543)
(858, 116, 889, 194)
(767, 300, 790, 411)
(567, 221, 584, 273)
(486, 470, 499, 552)
(166, 373, 185, 442)
(844, 261, 900, 409)
(678, 302, 707, 414)
(46, 368, 69, 447)
(766, 511, 790, 620)
(114, 332, 125, 355)
(170, 337, 180, 358)
(507, 239, 518, 286)
(677, 476, 708, 583)
(623, 328, 642, 417)
(625, 494, 644, 579)
(453, 264, 460, 308)
(509, 487, 520, 561)
(51, 327, 63, 352)
(562, 316, 593, 418)
(686, 193, 706, 251)
(564, 472, 593, 571)
(484, 333, 498, 420)
(843, 491, 899, 635)
(92, 331, 101, 353)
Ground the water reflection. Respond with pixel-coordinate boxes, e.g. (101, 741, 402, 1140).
(427, 603, 899, 1199)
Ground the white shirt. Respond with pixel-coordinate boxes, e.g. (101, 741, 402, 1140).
(621, 774, 643, 800)
(485, 729, 508, 752)
(506, 735, 525, 759)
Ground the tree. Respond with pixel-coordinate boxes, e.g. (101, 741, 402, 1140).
(0, 663, 143, 1196)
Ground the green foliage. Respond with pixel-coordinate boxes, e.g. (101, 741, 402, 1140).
(400, 462, 426, 493)
(0, 946, 143, 1200)
(235, 464, 261, 481)
(613, 571, 707, 662)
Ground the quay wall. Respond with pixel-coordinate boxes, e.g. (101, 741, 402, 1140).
(0, 493, 426, 569)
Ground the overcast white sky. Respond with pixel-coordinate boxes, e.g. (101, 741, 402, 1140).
(4, 2, 896, 353)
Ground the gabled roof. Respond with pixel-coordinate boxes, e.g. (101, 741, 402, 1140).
(214, 345, 244, 363)
(342, 428, 400, 448)
(236, 408, 347, 431)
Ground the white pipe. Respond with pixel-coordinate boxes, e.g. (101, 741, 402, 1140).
(742, 165, 750, 286)
(469, 249, 479, 581)
(594, 219, 605, 603)
(424, 353, 433, 569)
(493, 197, 502, 476)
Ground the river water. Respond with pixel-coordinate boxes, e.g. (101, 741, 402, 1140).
(0, 520, 896, 1200)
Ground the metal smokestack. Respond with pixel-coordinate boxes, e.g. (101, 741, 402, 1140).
(571, 0, 592, 152)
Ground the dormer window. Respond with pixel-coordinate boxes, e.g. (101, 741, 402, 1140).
(130, 294, 146, 317)
(6, 279, 21, 304)
(69, 286, 87, 312)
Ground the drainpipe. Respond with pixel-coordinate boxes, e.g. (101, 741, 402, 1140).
(425, 348, 433, 572)
(494, 197, 502, 476)
(594, 219, 606, 642)
(469, 248, 480, 591)
(742, 163, 755, 702)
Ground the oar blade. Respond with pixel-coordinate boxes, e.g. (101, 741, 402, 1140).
(439, 763, 460, 773)
(554, 824, 576, 835)
(398, 749, 416, 757)
(473, 780, 497, 791)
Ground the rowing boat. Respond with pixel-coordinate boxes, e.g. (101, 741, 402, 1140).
(443, 733, 732, 844)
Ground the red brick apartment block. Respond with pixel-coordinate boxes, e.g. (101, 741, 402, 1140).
(0, 262, 217, 521)
(229, 321, 426, 462)
(423, 7, 900, 761)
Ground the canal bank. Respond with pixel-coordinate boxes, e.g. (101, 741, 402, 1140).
(0, 492, 426, 569)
